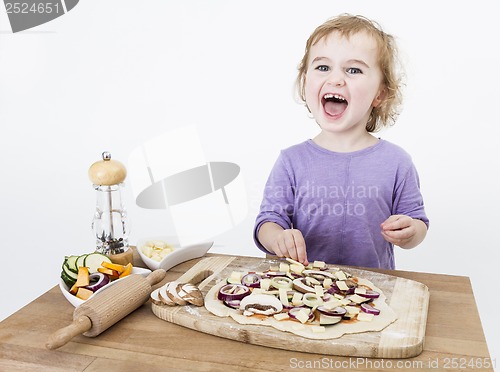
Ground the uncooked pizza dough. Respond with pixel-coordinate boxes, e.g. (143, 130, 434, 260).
(205, 270, 397, 340)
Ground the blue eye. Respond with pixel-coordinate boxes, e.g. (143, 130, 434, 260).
(346, 67, 362, 74)
(315, 65, 329, 72)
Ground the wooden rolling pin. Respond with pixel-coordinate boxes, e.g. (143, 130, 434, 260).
(46, 269, 166, 350)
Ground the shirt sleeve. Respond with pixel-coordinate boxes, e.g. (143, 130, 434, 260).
(253, 152, 295, 252)
(393, 163, 430, 228)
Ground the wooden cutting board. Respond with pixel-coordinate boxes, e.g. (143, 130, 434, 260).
(152, 256, 429, 358)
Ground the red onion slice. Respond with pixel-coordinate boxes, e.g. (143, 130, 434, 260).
(322, 293, 332, 302)
(327, 283, 354, 295)
(223, 299, 242, 309)
(217, 284, 251, 302)
(288, 307, 315, 321)
(241, 273, 261, 288)
(358, 290, 380, 299)
(327, 285, 340, 294)
(317, 306, 347, 317)
(360, 303, 380, 315)
(85, 273, 110, 292)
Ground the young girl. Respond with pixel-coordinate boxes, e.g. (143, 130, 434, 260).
(254, 14, 429, 269)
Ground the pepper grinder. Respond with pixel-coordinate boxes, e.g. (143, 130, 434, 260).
(88, 151, 133, 265)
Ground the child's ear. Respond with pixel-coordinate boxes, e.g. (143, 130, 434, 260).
(372, 86, 387, 108)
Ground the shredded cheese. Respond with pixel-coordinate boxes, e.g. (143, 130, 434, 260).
(336, 280, 349, 291)
(273, 312, 290, 321)
(356, 313, 374, 322)
(335, 271, 347, 281)
(279, 262, 290, 273)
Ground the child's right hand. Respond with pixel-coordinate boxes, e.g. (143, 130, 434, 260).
(269, 228, 309, 266)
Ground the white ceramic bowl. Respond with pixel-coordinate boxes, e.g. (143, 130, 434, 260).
(59, 267, 152, 307)
(136, 236, 213, 271)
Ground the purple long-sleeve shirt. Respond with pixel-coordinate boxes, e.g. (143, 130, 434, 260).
(254, 139, 429, 269)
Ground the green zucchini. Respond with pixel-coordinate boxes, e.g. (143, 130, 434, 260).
(65, 255, 80, 273)
(62, 261, 78, 281)
(61, 271, 75, 287)
(84, 252, 112, 274)
(75, 254, 88, 269)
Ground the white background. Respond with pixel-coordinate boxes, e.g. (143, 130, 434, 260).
(1, 0, 498, 363)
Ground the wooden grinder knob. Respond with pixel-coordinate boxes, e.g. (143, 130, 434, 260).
(88, 151, 127, 186)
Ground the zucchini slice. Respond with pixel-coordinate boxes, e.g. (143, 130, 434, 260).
(65, 255, 80, 273)
(61, 270, 76, 287)
(75, 254, 88, 270)
(84, 252, 112, 274)
(62, 261, 78, 280)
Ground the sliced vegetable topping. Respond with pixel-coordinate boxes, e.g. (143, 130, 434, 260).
(216, 259, 384, 327)
(223, 299, 242, 309)
(318, 312, 343, 325)
(75, 287, 93, 300)
(317, 306, 347, 317)
(74, 266, 90, 287)
(358, 289, 380, 299)
(292, 278, 316, 293)
(119, 263, 133, 278)
(65, 255, 79, 273)
(302, 293, 324, 308)
(241, 273, 261, 288)
(217, 284, 251, 302)
(239, 294, 283, 315)
(270, 276, 293, 290)
(360, 303, 380, 315)
(302, 270, 336, 280)
(60, 252, 134, 302)
(288, 307, 315, 323)
(265, 271, 288, 277)
(84, 252, 112, 274)
(85, 273, 110, 292)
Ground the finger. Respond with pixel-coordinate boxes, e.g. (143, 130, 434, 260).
(291, 230, 308, 265)
(381, 214, 400, 226)
(274, 240, 286, 258)
(381, 229, 412, 246)
(380, 215, 401, 230)
(382, 227, 412, 240)
(381, 231, 402, 245)
(382, 215, 409, 231)
(272, 230, 294, 261)
(284, 235, 301, 262)
(283, 230, 296, 252)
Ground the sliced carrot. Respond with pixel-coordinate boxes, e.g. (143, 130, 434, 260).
(74, 266, 90, 287)
(76, 287, 94, 300)
(69, 282, 79, 295)
(101, 261, 127, 273)
(97, 267, 120, 279)
(118, 263, 133, 278)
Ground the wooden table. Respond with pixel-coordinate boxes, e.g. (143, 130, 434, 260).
(0, 253, 494, 371)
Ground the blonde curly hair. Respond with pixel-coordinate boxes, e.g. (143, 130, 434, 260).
(296, 14, 404, 132)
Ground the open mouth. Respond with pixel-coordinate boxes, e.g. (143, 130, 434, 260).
(322, 93, 348, 117)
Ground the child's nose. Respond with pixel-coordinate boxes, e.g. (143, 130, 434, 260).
(327, 70, 345, 87)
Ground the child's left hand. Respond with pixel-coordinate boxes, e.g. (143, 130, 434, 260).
(380, 214, 424, 248)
